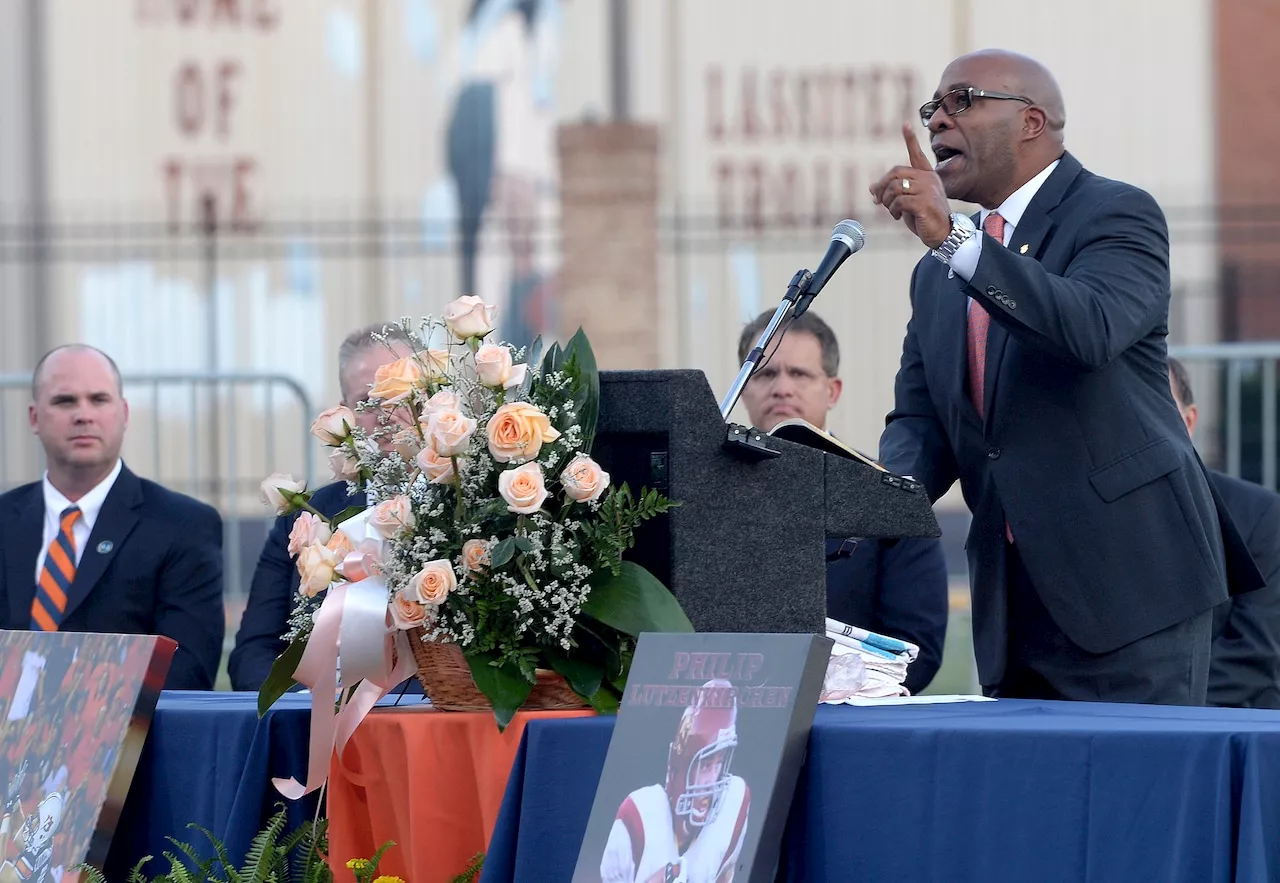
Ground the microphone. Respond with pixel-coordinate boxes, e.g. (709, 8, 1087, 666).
(794, 219, 866, 317)
(718, 219, 864, 423)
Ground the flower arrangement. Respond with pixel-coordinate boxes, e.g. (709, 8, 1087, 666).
(258, 296, 691, 728)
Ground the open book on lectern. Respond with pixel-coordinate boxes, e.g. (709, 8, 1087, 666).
(767, 417, 887, 472)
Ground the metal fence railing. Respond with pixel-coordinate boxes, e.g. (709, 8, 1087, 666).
(1169, 342, 1280, 490)
(0, 371, 317, 602)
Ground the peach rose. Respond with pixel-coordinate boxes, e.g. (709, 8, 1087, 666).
(296, 544, 340, 598)
(420, 348, 451, 380)
(325, 529, 354, 559)
(443, 295, 497, 339)
(474, 345, 527, 390)
(391, 427, 423, 462)
(461, 539, 491, 572)
(486, 402, 561, 463)
(329, 447, 361, 482)
(369, 495, 416, 539)
(425, 408, 477, 457)
(287, 511, 333, 557)
(310, 405, 356, 445)
(561, 455, 611, 503)
(410, 560, 458, 605)
(261, 473, 307, 515)
(389, 586, 430, 630)
(498, 462, 549, 514)
(368, 357, 425, 405)
(424, 388, 460, 414)
(415, 446, 462, 484)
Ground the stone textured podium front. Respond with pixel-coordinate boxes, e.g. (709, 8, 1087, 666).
(595, 370, 939, 635)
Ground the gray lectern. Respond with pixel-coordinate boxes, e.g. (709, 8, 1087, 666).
(594, 370, 940, 635)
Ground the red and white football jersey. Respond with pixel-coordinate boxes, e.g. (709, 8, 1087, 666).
(604, 778, 750, 883)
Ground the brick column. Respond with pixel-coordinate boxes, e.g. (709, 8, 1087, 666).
(1216, 0, 1280, 339)
(556, 122, 660, 368)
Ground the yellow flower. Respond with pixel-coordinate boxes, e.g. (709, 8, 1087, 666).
(373, 877, 405, 883)
(346, 859, 370, 870)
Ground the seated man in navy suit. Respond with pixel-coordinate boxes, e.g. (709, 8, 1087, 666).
(1169, 358, 1280, 708)
(228, 323, 415, 692)
(737, 311, 949, 693)
(0, 345, 224, 690)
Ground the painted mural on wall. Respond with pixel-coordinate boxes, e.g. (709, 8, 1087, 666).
(441, 0, 562, 349)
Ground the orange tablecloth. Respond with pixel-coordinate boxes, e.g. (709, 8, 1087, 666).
(327, 706, 596, 882)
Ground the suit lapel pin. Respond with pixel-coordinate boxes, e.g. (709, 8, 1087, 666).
(96, 540, 113, 554)
(1019, 244, 1029, 254)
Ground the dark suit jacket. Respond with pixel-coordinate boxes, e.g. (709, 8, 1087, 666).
(228, 481, 364, 692)
(0, 465, 224, 690)
(879, 152, 1262, 688)
(1207, 471, 1280, 708)
(825, 536, 949, 695)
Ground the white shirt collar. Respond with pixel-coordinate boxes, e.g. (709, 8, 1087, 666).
(980, 158, 1061, 233)
(42, 459, 124, 531)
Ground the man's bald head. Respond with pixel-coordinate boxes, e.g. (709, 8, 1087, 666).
(944, 49, 1065, 138)
(32, 345, 122, 400)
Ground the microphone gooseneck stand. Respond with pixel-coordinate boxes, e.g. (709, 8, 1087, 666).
(720, 268, 812, 460)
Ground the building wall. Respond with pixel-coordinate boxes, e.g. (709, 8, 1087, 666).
(0, 0, 1223, 515)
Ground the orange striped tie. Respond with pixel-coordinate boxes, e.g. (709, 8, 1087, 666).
(31, 506, 81, 631)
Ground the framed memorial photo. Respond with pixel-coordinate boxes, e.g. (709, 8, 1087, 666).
(0, 631, 175, 883)
(573, 632, 829, 883)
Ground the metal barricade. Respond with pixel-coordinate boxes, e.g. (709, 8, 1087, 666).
(1169, 342, 1280, 490)
(0, 371, 317, 603)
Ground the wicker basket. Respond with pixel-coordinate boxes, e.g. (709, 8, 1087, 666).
(407, 629, 590, 712)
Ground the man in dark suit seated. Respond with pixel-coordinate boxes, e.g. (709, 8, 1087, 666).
(228, 323, 415, 692)
(737, 310, 949, 694)
(1168, 358, 1280, 709)
(0, 345, 224, 690)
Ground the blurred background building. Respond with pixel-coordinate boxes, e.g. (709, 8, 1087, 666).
(0, 0, 1276, 690)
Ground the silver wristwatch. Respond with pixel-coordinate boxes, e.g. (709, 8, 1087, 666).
(931, 212, 977, 264)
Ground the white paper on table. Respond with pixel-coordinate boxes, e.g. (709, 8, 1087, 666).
(822, 694, 997, 706)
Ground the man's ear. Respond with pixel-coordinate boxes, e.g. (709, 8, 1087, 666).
(827, 377, 843, 411)
(1023, 106, 1048, 141)
(1184, 402, 1198, 437)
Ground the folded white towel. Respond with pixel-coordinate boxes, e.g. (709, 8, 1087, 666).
(820, 617, 919, 701)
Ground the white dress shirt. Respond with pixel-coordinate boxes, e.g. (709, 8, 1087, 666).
(948, 159, 1061, 279)
(34, 459, 123, 583)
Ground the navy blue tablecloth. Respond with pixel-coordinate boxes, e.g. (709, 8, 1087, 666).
(105, 691, 318, 879)
(481, 699, 1280, 883)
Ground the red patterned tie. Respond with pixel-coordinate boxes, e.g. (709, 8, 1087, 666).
(966, 212, 1006, 418)
(967, 212, 1014, 542)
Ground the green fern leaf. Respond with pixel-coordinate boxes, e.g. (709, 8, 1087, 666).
(160, 851, 197, 883)
(241, 807, 289, 883)
(128, 856, 156, 883)
(70, 864, 109, 883)
(364, 840, 396, 877)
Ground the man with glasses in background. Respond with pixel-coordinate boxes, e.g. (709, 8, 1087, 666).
(228, 324, 415, 692)
(868, 49, 1261, 704)
(736, 310, 949, 695)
